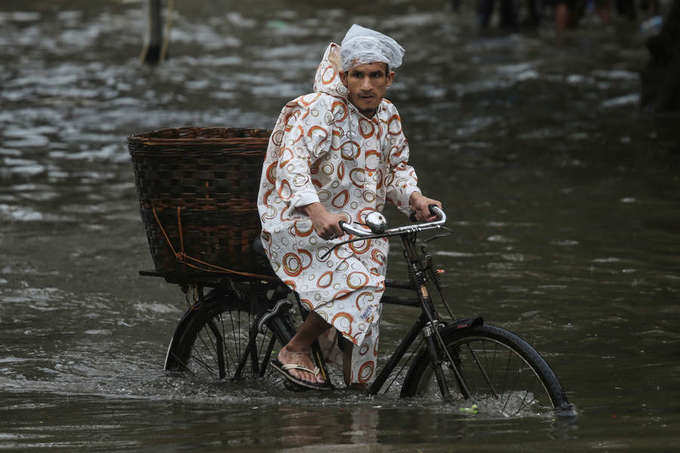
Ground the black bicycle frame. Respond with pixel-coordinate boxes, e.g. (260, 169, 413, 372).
(366, 232, 460, 398)
(175, 224, 467, 397)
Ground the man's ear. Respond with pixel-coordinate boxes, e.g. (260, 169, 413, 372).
(386, 71, 395, 87)
(339, 71, 349, 88)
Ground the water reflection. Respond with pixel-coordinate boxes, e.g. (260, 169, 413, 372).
(0, 389, 588, 450)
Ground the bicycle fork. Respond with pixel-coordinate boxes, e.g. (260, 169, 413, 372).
(423, 322, 453, 400)
(401, 235, 472, 402)
(424, 321, 473, 402)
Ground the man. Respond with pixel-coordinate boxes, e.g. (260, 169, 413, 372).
(257, 24, 441, 390)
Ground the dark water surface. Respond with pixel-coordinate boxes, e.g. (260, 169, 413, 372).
(1, 0, 679, 450)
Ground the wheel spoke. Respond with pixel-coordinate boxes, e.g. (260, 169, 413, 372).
(466, 342, 499, 399)
(218, 313, 233, 371)
(196, 327, 218, 368)
(190, 347, 218, 376)
(515, 389, 533, 414)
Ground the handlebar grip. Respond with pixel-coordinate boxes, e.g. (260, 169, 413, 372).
(410, 204, 444, 222)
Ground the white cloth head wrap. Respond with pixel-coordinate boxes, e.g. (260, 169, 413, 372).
(340, 24, 405, 71)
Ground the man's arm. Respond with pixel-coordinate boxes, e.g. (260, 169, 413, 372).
(272, 102, 334, 212)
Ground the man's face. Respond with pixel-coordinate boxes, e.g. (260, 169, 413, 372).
(340, 62, 394, 117)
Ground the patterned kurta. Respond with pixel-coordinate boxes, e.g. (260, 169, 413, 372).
(257, 43, 420, 384)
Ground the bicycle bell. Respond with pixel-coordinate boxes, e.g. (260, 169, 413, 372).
(365, 211, 387, 233)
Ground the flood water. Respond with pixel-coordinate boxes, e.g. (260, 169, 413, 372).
(1, 0, 679, 450)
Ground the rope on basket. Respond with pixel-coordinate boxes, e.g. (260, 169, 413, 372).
(151, 206, 275, 281)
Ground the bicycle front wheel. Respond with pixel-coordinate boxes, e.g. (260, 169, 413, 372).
(164, 287, 294, 381)
(401, 324, 571, 416)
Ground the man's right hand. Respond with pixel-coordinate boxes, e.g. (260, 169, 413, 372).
(409, 192, 443, 222)
(302, 203, 346, 240)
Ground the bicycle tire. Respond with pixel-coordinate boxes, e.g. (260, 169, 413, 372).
(401, 323, 572, 416)
(164, 287, 294, 381)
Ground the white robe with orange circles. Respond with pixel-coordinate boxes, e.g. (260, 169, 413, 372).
(257, 43, 420, 384)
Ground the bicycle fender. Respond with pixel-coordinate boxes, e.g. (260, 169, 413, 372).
(449, 317, 484, 330)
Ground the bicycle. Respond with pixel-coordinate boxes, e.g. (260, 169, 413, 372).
(146, 206, 575, 417)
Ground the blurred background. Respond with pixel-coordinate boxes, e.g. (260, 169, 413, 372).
(0, 0, 678, 450)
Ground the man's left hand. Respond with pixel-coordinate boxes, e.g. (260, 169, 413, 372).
(409, 192, 443, 222)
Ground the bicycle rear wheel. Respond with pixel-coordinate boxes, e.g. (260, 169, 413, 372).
(164, 287, 294, 381)
(401, 324, 572, 416)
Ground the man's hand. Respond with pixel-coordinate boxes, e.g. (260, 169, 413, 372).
(302, 203, 346, 240)
(409, 192, 443, 222)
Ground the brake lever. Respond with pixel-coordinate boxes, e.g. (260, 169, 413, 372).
(319, 232, 383, 260)
(321, 219, 383, 260)
(423, 227, 453, 243)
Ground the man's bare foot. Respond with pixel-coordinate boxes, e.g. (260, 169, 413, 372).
(277, 346, 324, 384)
(318, 328, 343, 368)
(276, 310, 330, 386)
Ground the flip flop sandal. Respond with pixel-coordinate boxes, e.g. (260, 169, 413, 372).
(271, 359, 333, 391)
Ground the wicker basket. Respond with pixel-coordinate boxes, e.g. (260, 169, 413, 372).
(128, 127, 274, 282)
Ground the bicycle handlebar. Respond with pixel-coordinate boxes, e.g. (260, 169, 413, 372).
(339, 205, 446, 239)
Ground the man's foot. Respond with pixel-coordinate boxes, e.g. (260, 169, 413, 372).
(277, 347, 325, 385)
(318, 328, 343, 369)
(273, 311, 333, 390)
(271, 359, 327, 391)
